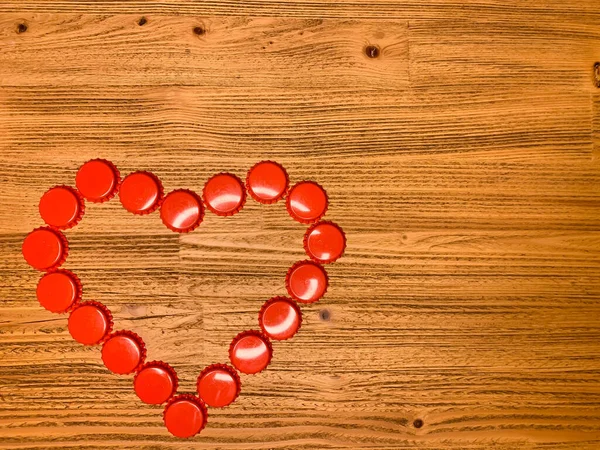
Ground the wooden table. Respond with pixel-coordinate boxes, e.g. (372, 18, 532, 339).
(1, 2, 599, 448)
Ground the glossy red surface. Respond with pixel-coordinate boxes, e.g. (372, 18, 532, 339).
(203, 173, 246, 216)
(285, 260, 328, 304)
(159, 189, 204, 233)
(246, 161, 288, 204)
(68, 302, 112, 345)
(259, 297, 302, 340)
(229, 331, 272, 374)
(39, 186, 84, 229)
(163, 395, 208, 438)
(286, 181, 328, 223)
(119, 171, 163, 214)
(75, 159, 120, 202)
(197, 364, 241, 408)
(134, 362, 177, 405)
(101, 332, 145, 374)
(22, 227, 68, 271)
(36, 270, 81, 313)
(304, 221, 346, 264)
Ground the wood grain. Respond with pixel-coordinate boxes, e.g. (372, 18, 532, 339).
(1, 6, 600, 450)
(0, 1, 599, 20)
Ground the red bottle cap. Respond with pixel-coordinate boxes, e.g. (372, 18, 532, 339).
(134, 361, 178, 405)
(304, 221, 346, 264)
(101, 331, 146, 375)
(203, 173, 246, 216)
(160, 189, 204, 233)
(246, 161, 289, 204)
(36, 269, 82, 313)
(286, 181, 328, 224)
(119, 171, 164, 215)
(258, 297, 302, 341)
(75, 159, 120, 203)
(229, 330, 273, 375)
(197, 363, 241, 408)
(285, 260, 328, 304)
(22, 227, 69, 271)
(163, 394, 208, 438)
(39, 186, 85, 229)
(68, 301, 113, 345)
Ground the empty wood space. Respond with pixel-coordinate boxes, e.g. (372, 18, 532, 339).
(0, 1, 599, 449)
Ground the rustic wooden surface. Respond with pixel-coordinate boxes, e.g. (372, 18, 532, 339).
(0, 2, 600, 449)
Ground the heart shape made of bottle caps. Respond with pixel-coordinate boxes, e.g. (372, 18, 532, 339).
(22, 160, 346, 438)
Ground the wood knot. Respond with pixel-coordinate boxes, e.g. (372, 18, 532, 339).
(413, 418, 424, 429)
(365, 45, 380, 58)
(138, 17, 147, 26)
(17, 23, 28, 34)
(193, 26, 205, 36)
(319, 309, 331, 321)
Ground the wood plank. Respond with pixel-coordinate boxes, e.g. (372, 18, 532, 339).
(0, 1, 599, 20)
(2, 158, 599, 234)
(409, 18, 600, 90)
(1, 8, 600, 450)
(0, 15, 408, 88)
(0, 87, 593, 159)
(594, 92, 600, 161)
